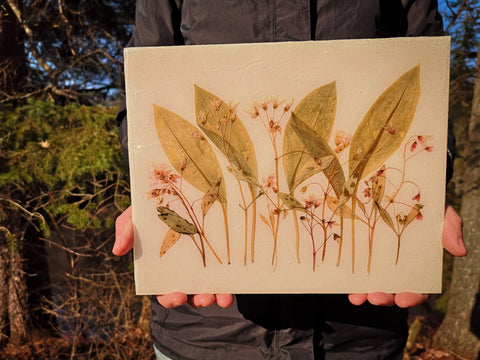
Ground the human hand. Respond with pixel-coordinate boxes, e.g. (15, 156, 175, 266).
(113, 205, 234, 309)
(348, 203, 467, 308)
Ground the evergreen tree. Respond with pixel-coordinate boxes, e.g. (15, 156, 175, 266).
(0, 0, 135, 104)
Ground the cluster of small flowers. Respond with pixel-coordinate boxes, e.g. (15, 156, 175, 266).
(147, 163, 181, 204)
(262, 174, 278, 193)
(151, 163, 181, 184)
(333, 130, 352, 154)
(244, 95, 294, 119)
(362, 168, 385, 198)
(304, 193, 323, 209)
(410, 135, 433, 153)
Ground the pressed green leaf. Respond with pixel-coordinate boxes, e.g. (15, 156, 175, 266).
(153, 104, 226, 203)
(375, 202, 396, 233)
(226, 165, 262, 189)
(403, 203, 423, 229)
(278, 192, 306, 211)
(326, 195, 357, 219)
(194, 85, 258, 182)
(283, 82, 336, 192)
(157, 206, 198, 235)
(348, 65, 421, 191)
(289, 113, 345, 197)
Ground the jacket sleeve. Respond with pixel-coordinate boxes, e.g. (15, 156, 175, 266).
(405, 0, 444, 37)
(406, 0, 455, 182)
(116, 0, 183, 160)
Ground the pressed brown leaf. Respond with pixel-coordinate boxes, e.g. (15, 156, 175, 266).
(372, 166, 387, 204)
(157, 206, 198, 235)
(348, 65, 420, 193)
(283, 82, 336, 192)
(259, 214, 271, 229)
(159, 229, 182, 257)
(153, 104, 227, 204)
(289, 114, 345, 197)
(201, 178, 222, 216)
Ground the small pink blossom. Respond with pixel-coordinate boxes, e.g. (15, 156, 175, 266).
(284, 98, 294, 112)
(411, 135, 433, 153)
(262, 174, 278, 193)
(410, 140, 418, 152)
(412, 192, 421, 202)
(151, 163, 180, 184)
(304, 194, 323, 209)
(363, 187, 372, 198)
(386, 126, 396, 135)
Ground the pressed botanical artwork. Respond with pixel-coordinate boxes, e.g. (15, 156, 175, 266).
(125, 38, 450, 294)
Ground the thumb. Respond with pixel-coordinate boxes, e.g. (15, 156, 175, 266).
(442, 204, 467, 257)
(113, 205, 134, 256)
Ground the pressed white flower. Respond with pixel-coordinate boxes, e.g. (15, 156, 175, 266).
(244, 100, 260, 118)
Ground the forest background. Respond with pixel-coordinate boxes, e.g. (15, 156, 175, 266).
(0, 0, 479, 359)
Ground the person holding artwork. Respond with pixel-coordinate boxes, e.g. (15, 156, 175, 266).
(114, 1, 467, 359)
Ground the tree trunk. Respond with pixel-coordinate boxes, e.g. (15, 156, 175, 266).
(434, 45, 480, 359)
(0, 248, 8, 346)
(7, 250, 28, 346)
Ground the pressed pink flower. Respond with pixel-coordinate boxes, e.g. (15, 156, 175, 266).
(262, 174, 277, 192)
(271, 96, 284, 109)
(151, 163, 180, 184)
(416, 212, 423, 221)
(412, 192, 421, 202)
(410, 140, 418, 152)
(192, 131, 204, 140)
(386, 126, 396, 135)
(325, 220, 336, 229)
(146, 188, 162, 199)
(304, 193, 323, 209)
(269, 120, 281, 134)
(415, 135, 433, 152)
(363, 187, 372, 198)
(283, 98, 294, 112)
